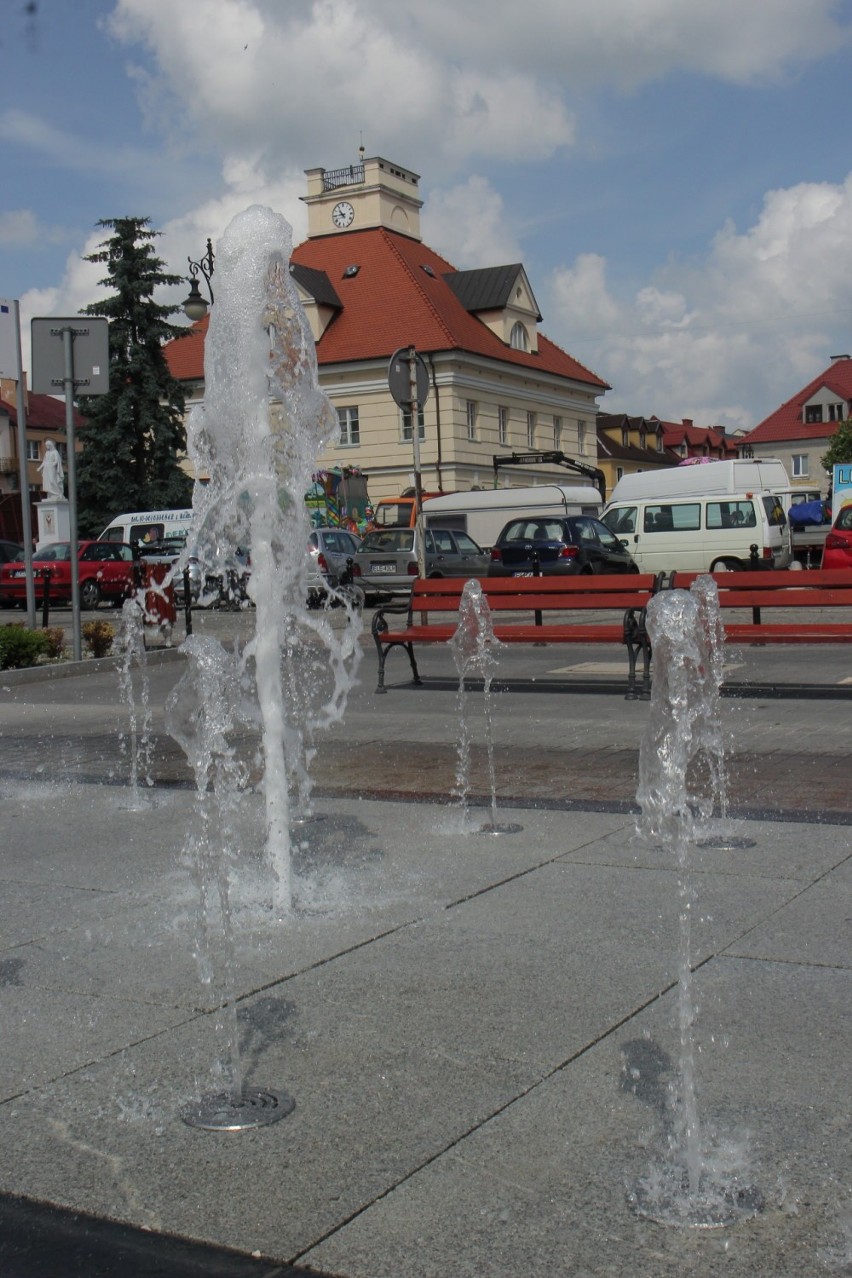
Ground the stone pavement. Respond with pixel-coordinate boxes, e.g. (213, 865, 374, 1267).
(0, 642, 850, 1275)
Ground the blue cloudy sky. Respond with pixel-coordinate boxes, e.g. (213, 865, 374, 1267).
(2, 0, 852, 430)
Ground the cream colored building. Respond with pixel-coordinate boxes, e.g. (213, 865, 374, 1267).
(166, 156, 610, 502)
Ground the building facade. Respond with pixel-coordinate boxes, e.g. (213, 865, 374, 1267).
(165, 156, 610, 502)
(739, 354, 852, 495)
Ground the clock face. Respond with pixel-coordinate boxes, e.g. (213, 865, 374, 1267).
(332, 201, 355, 229)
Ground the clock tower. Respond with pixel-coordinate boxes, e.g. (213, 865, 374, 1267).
(302, 155, 423, 241)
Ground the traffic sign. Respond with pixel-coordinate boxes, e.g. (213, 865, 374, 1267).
(388, 347, 430, 410)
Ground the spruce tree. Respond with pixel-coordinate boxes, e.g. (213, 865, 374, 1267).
(75, 217, 193, 535)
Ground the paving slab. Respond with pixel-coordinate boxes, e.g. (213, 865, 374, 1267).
(0, 783, 848, 1273)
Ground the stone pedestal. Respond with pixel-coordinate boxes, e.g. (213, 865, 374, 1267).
(36, 497, 70, 548)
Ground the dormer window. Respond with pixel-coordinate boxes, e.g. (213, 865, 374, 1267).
(829, 402, 846, 421)
(510, 322, 529, 351)
(805, 405, 823, 423)
(639, 431, 646, 450)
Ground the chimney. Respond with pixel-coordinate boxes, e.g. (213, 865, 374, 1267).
(830, 354, 850, 363)
(682, 418, 693, 429)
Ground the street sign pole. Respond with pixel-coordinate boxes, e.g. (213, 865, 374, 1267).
(407, 345, 426, 577)
(388, 346, 431, 578)
(11, 302, 36, 626)
(31, 316, 109, 662)
(61, 326, 83, 659)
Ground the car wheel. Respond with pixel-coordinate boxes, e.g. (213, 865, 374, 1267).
(81, 579, 101, 609)
(710, 557, 743, 573)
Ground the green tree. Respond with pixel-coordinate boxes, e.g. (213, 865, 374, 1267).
(75, 217, 192, 535)
(822, 419, 852, 479)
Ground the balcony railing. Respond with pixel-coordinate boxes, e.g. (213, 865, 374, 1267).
(322, 164, 365, 191)
(0, 455, 19, 474)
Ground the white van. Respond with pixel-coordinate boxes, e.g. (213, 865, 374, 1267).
(602, 465, 791, 573)
(422, 484, 602, 550)
(607, 458, 790, 504)
(98, 509, 195, 549)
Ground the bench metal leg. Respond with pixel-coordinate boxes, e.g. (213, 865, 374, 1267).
(374, 639, 422, 693)
(624, 608, 652, 701)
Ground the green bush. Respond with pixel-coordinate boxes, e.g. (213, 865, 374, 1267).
(0, 624, 50, 670)
(82, 620, 115, 658)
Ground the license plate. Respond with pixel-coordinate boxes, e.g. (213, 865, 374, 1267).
(371, 562, 396, 573)
(11, 570, 25, 578)
(512, 571, 534, 577)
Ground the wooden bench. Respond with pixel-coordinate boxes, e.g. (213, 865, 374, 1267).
(669, 567, 852, 646)
(371, 573, 662, 698)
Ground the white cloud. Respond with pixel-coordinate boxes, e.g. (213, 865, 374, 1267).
(0, 210, 55, 247)
(423, 178, 521, 268)
(547, 175, 852, 429)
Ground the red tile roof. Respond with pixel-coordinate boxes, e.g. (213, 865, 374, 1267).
(164, 228, 608, 390)
(747, 357, 852, 444)
(0, 390, 84, 430)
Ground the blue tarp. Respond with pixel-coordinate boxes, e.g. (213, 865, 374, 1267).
(788, 500, 829, 528)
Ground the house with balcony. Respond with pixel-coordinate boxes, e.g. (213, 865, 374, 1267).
(164, 155, 610, 502)
(739, 354, 852, 495)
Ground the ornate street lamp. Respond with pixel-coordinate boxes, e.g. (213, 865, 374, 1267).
(182, 238, 215, 320)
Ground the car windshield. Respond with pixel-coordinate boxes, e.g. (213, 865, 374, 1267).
(360, 530, 414, 553)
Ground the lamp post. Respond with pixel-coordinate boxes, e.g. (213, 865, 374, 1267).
(182, 238, 215, 320)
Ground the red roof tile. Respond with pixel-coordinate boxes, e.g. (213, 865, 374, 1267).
(164, 228, 608, 390)
(0, 390, 84, 430)
(747, 357, 852, 444)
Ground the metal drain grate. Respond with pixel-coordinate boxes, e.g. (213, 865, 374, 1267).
(181, 1087, 295, 1131)
(694, 835, 757, 850)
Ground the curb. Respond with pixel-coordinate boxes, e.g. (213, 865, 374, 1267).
(0, 644, 185, 687)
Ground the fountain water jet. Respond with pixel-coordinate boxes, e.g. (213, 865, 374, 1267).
(449, 579, 521, 836)
(117, 597, 153, 808)
(630, 582, 763, 1227)
(166, 205, 361, 1128)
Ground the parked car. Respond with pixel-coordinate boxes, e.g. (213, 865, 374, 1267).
(0, 540, 139, 608)
(352, 526, 490, 600)
(487, 515, 638, 577)
(308, 526, 363, 606)
(0, 540, 24, 565)
(820, 503, 852, 570)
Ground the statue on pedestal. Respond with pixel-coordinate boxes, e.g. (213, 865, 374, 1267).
(38, 440, 65, 499)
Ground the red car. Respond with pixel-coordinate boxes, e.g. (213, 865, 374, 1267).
(820, 504, 852, 570)
(0, 540, 139, 609)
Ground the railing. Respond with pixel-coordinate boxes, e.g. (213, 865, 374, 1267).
(0, 456, 18, 474)
(323, 165, 365, 191)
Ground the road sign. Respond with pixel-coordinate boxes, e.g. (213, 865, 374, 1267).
(388, 347, 430, 409)
(31, 318, 110, 396)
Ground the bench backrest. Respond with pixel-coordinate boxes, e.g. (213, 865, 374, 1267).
(670, 567, 852, 610)
(408, 572, 660, 620)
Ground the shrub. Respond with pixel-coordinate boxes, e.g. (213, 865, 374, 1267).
(40, 626, 66, 659)
(82, 620, 115, 658)
(0, 624, 50, 670)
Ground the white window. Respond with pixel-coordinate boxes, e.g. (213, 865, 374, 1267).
(510, 322, 529, 351)
(792, 453, 809, 478)
(577, 421, 586, 454)
(498, 406, 509, 446)
(829, 403, 846, 421)
(616, 466, 624, 481)
(26, 440, 39, 461)
(527, 411, 536, 448)
(805, 405, 823, 424)
(553, 416, 562, 450)
(337, 406, 360, 446)
(466, 400, 477, 441)
(401, 406, 425, 442)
